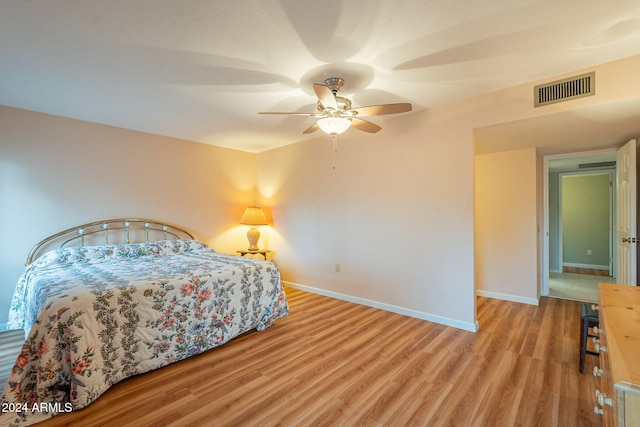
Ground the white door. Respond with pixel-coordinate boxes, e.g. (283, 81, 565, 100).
(616, 139, 637, 286)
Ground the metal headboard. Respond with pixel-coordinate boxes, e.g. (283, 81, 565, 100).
(25, 218, 194, 265)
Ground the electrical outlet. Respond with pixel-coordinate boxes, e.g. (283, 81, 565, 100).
(587, 249, 592, 256)
(335, 263, 341, 272)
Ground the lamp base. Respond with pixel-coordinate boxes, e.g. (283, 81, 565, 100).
(246, 226, 261, 251)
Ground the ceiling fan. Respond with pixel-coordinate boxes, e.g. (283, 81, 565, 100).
(259, 77, 412, 136)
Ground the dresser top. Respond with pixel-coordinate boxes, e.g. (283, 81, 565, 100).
(598, 283, 640, 390)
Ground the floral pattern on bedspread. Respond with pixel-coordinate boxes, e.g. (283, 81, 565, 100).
(0, 240, 288, 426)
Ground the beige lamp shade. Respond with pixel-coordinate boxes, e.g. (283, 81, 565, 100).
(239, 206, 268, 226)
(239, 206, 268, 251)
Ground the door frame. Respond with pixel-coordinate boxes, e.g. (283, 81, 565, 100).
(541, 148, 618, 297)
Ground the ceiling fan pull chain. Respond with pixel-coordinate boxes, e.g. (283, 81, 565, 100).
(332, 134, 338, 170)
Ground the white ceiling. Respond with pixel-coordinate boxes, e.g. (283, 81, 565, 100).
(2, 0, 640, 152)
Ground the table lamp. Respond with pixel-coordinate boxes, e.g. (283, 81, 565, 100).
(239, 206, 268, 251)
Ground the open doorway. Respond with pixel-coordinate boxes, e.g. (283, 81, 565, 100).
(543, 150, 618, 303)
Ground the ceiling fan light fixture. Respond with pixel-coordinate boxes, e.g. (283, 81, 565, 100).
(317, 117, 351, 135)
(259, 77, 412, 137)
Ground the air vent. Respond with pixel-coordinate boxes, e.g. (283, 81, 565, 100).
(578, 161, 616, 170)
(534, 72, 595, 107)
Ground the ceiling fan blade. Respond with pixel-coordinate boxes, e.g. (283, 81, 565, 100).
(302, 123, 320, 134)
(351, 103, 412, 117)
(258, 112, 312, 116)
(351, 118, 382, 133)
(313, 83, 338, 110)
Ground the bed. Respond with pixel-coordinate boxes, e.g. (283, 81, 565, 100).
(0, 219, 289, 426)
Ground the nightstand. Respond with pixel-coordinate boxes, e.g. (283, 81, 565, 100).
(236, 250, 271, 260)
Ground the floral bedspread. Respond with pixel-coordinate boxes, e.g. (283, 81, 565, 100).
(0, 240, 288, 426)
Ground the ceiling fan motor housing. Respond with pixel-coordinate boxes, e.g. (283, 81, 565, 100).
(317, 96, 352, 115)
(324, 77, 344, 94)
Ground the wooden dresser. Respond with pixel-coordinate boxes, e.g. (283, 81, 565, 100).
(594, 283, 640, 426)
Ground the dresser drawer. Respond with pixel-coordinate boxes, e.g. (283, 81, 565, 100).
(596, 284, 640, 427)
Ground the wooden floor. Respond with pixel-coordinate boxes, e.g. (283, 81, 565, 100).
(36, 287, 600, 426)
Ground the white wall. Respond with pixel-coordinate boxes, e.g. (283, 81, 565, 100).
(257, 105, 479, 331)
(0, 106, 256, 322)
(475, 148, 539, 304)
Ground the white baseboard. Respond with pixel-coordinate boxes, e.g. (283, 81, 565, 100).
(283, 281, 479, 332)
(476, 289, 539, 306)
(562, 262, 610, 271)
